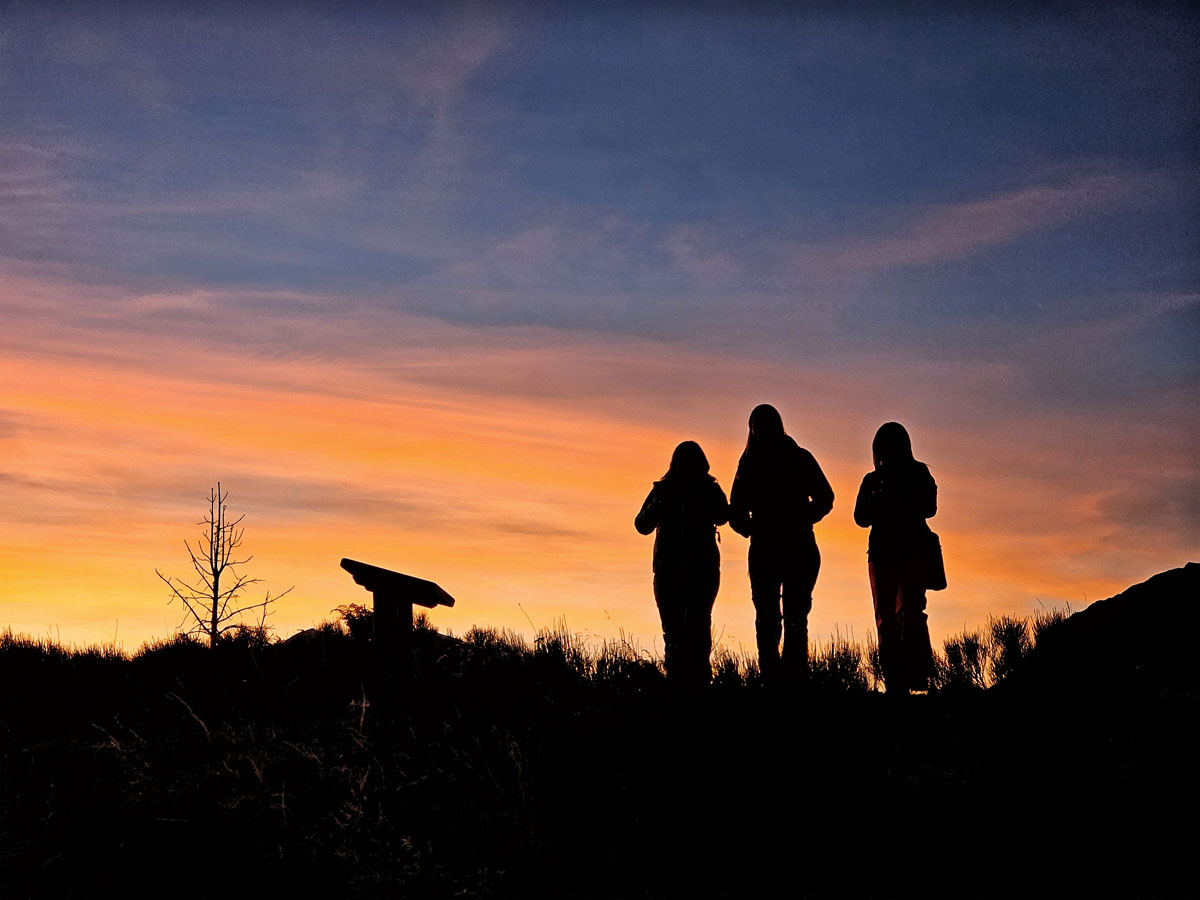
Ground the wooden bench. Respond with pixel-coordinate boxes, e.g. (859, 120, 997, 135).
(339, 558, 455, 666)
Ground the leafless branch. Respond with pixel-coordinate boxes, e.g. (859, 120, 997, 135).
(156, 484, 291, 647)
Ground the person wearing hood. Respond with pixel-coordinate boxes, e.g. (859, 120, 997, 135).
(853, 422, 937, 694)
(635, 440, 729, 687)
(728, 404, 834, 682)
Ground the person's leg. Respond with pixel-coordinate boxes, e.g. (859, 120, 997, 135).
(781, 538, 819, 682)
(869, 561, 904, 693)
(655, 574, 686, 681)
(748, 543, 783, 680)
(682, 569, 719, 688)
(897, 556, 933, 691)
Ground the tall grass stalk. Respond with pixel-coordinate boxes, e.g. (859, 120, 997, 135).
(809, 630, 871, 693)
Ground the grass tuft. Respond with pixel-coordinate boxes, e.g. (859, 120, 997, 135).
(809, 631, 871, 693)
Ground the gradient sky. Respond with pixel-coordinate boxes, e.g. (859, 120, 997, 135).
(2, 4, 1197, 655)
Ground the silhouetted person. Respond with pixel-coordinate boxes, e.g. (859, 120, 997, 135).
(635, 441, 729, 687)
(729, 404, 834, 683)
(853, 422, 937, 694)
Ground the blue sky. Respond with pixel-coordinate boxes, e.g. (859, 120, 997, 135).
(6, 7, 1195, 288)
(1, 3, 1196, 646)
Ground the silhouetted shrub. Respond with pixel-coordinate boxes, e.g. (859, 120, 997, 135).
(463, 625, 528, 655)
(864, 637, 883, 692)
(988, 614, 1032, 683)
(222, 622, 275, 648)
(930, 609, 1069, 692)
(809, 635, 871, 693)
(710, 645, 761, 691)
(937, 629, 990, 692)
(592, 631, 662, 690)
(332, 602, 373, 640)
(1033, 604, 1070, 644)
(532, 621, 590, 680)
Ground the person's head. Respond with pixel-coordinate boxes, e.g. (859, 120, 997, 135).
(663, 440, 711, 481)
(872, 422, 914, 469)
(746, 403, 785, 450)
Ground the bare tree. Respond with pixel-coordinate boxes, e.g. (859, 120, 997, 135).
(156, 483, 292, 647)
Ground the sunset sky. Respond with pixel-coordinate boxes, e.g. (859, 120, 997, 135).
(2, 5, 1196, 656)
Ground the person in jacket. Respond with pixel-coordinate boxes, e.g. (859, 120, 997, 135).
(853, 422, 937, 695)
(635, 440, 729, 687)
(728, 404, 834, 683)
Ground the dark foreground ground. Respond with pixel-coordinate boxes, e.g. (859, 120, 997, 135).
(2, 565, 1197, 899)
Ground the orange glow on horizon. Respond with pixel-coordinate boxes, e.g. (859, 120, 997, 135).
(1, 278, 1192, 655)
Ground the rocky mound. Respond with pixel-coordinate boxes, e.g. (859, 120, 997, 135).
(1011, 562, 1199, 694)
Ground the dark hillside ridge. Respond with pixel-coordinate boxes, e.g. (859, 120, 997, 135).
(1, 567, 1196, 898)
(1006, 561, 1199, 694)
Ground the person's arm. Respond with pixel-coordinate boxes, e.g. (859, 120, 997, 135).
(803, 450, 834, 524)
(919, 465, 937, 520)
(711, 482, 730, 527)
(853, 472, 876, 528)
(634, 486, 660, 535)
(727, 457, 752, 537)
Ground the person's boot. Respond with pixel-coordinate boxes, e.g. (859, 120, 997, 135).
(662, 635, 678, 682)
(781, 616, 810, 689)
(757, 645, 780, 685)
(755, 612, 782, 686)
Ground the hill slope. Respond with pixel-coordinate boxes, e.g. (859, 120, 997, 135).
(1010, 561, 1199, 693)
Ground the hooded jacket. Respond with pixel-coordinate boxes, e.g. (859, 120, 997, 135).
(728, 435, 834, 542)
(635, 475, 729, 576)
(853, 460, 937, 561)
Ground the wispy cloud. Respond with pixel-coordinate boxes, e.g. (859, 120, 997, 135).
(799, 166, 1174, 275)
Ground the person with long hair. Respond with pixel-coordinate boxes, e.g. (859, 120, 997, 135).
(853, 422, 937, 695)
(635, 440, 729, 687)
(728, 404, 834, 683)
